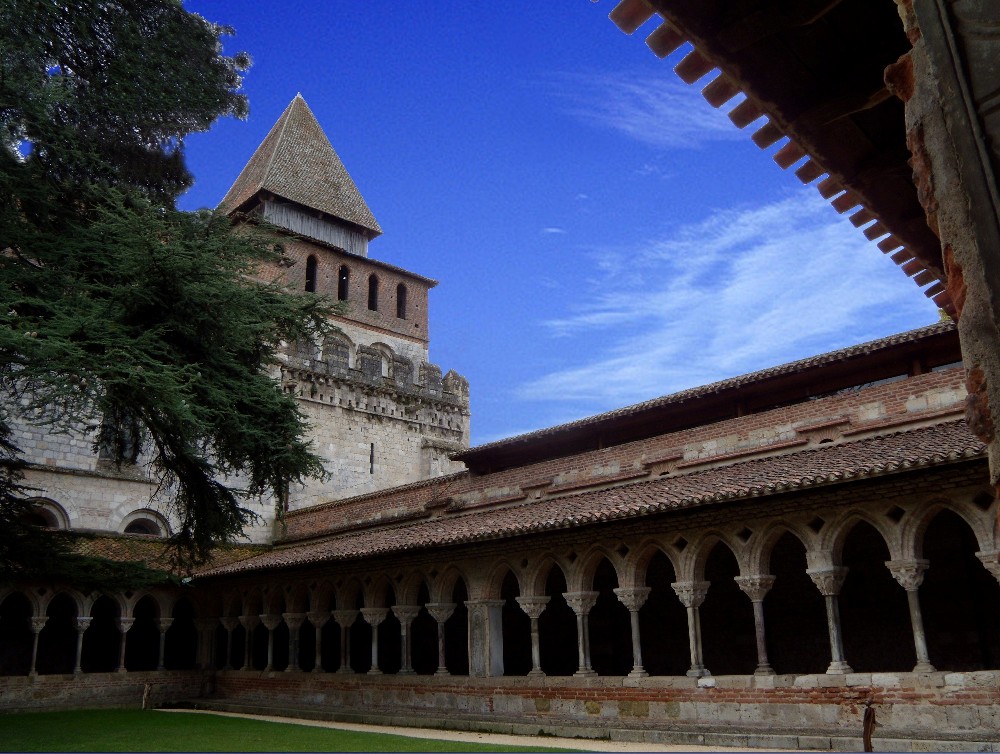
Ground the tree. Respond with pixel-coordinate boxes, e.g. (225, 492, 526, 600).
(0, 0, 335, 574)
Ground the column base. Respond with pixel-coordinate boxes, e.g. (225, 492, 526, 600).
(754, 664, 775, 676)
(117, 668, 127, 674)
(527, 668, 546, 678)
(686, 666, 710, 678)
(367, 668, 382, 675)
(573, 668, 597, 678)
(312, 667, 325, 673)
(398, 668, 415, 675)
(223, 665, 233, 671)
(435, 668, 451, 676)
(826, 661, 853, 675)
(284, 666, 300, 673)
(627, 667, 649, 679)
(913, 661, 936, 673)
(336, 666, 354, 674)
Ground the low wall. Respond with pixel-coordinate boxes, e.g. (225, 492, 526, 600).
(205, 670, 1000, 751)
(0, 671, 208, 714)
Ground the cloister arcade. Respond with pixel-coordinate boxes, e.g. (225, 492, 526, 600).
(8, 488, 992, 682)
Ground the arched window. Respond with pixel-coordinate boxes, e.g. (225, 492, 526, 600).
(396, 283, 407, 319)
(337, 265, 349, 301)
(367, 275, 379, 311)
(124, 518, 162, 536)
(121, 509, 169, 537)
(305, 255, 318, 293)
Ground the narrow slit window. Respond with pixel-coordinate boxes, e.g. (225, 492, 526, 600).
(337, 265, 350, 301)
(396, 283, 407, 319)
(369, 443, 375, 474)
(367, 275, 379, 311)
(305, 255, 318, 293)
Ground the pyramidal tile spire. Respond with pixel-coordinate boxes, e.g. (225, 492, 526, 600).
(219, 94, 382, 237)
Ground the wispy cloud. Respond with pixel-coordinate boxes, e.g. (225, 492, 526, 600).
(541, 227, 566, 234)
(549, 71, 745, 149)
(516, 189, 937, 408)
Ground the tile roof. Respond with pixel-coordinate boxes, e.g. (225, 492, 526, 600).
(454, 321, 957, 461)
(218, 94, 382, 237)
(196, 419, 983, 578)
(66, 533, 269, 575)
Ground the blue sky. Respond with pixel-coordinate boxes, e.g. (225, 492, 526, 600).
(180, 1, 939, 446)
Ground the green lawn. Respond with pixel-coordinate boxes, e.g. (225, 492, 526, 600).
(0, 709, 574, 752)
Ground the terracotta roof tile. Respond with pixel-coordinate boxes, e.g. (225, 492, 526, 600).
(219, 94, 381, 237)
(197, 419, 982, 578)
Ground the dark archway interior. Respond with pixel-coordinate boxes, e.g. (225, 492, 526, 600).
(501, 570, 531, 676)
(641, 551, 688, 676)
(412, 582, 438, 674)
(539, 566, 576, 676)
(165, 597, 198, 669)
(700, 543, 755, 675)
(0, 592, 32, 675)
(351, 590, 372, 673)
(81, 595, 119, 673)
(445, 579, 469, 675)
(126, 596, 159, 671)
(37, 594, 76, 675)
(378, 586, 401, 674)
(765, 532, 828, 674)
(589, 558, 631, 676)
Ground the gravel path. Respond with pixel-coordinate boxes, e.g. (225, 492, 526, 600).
(159, 708, 786, 752)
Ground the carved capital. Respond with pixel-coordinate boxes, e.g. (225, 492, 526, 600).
(258, 614, 282, 631)
(515, 596, 550, 619)
(360, 607, 389, 628)
(735, 574, 776, 602)
(306, 611, 330, 628)
(238, 614, 260, 632)
(30, 616, 48, 633)
(117, 617, 135, 634)
(75, 617, 93, 634)
(391, 605, 421, 625)
(807, 567, 849, 596)
(157, 618, 174, 633)
(671, 581, 710, 608)
(613, 587, 651, 612)
(332, 609, 358, 628)
(282, 612, 307, 631)
(220, 616, 240, 632)
(563, 591, 599, 616)
(886, 559, 929, 591)
(425, 602, 456, 623)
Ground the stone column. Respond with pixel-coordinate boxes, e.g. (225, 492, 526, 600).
(238, 615, 259, 670)
(564, 591, 599, 677)
(360, 607, 388, 675)
(807, 567, 853, 674)
(672, 581, 710, 678)
(515, 596, 549, 678)
(156, 618, 173, 671)
(259, 614, 282, 672)
(282, 612, 306, 672)
(73, 616, 92, 675)
(220, 617, 240, 670)
(195, 618, 217, 670)
(465, 599, 505, 677)
(735, 575, 776, 676)
(425, 603, 456, 675)
(886, 559, 935, 672)
(306, 611, 330, 673)
(332, 609, 358, 674)
(614, 587, 651, 679)
(28, 616, 47, 676)
(116, 617, 135, 673)
(392, 605, 421, 674)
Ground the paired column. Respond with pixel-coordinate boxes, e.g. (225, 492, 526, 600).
(73, 616, 92, 674)
(564, 591, 598, 677)
(259, 614, 282, 671)
(392, 606, 421, 674)
(672, 581, 710, 678)
(886, 559, 935, 672)
(156, 618, 173, 671)
(220, 617, 239, 670)
(807, 567, 853, 674)
(116, 617, 135, 672)
(332, 609, 358, 673)
(613, 587, 651, 678)
(735, 575, 776, 676)
(426, 603, 456, 675)
(238, 615, 259, 670)
(360, 607, 388, 675)
(306, 611, 330, 672)
(515, 596, 549, 677)
(283, 613, 306, 672)
(28, 616, 47, 676)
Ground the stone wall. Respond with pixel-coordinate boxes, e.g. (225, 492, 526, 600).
(0, 671, 208, 715)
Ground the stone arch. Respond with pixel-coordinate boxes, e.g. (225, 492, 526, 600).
(322, 331, 353, 371)
(337, 578, 365, 611)
(625, 539, 680, 589)
(283, 581, 310, 613)
(308, 580, 337, 613)
(688, 531, 747, 582)
(431, 565, 470, 604)
(261, 585, 286, 616)
(569, 545, 625, 593)
(525, 555, 570, 598)
(747, 520, 812, 576)
(481, 559, 523, 600)
(370, 342, 395, 378)
(21, 497, 70, 530)
(823, 509, 901, 564)
(37, 591, 80, 674)
(396, 570, 431, 606)
(699, 538, 757, 675)
(120, 508, 170, 536)
(903, 496, 994, 560)
(838, 518, 912, 671)
(919, 507, 1000, 670)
